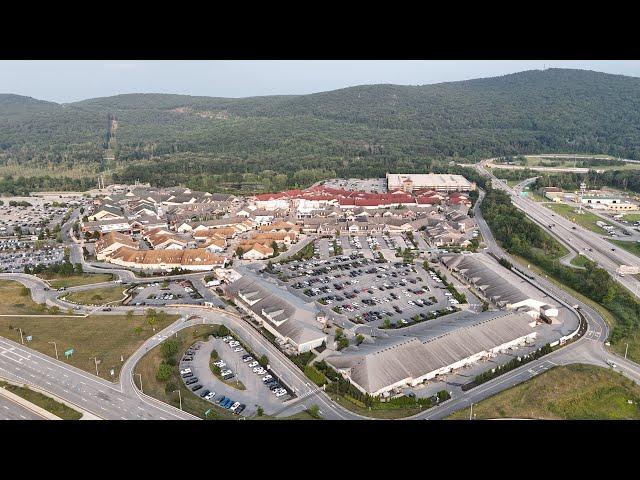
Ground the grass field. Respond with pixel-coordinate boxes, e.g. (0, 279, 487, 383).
(545, 202, 608, 234)
(447, 364, 640, 420)
(134, 325, 238, 420)
(0, 280, 49, 315)
(570, 254, 591, 268)
(45, 273, 114, 289)
(0, 313, 177, 380)
(0, 381, 82, 420)
(64, 285, 129, 306)
(617, 213, 640, 223)
(610, 239, 640, 258)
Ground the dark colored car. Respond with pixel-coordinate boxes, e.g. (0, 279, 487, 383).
(199, 389, 210, 398)
(191, 384, 203, 392)
(185, 378, 198, 385)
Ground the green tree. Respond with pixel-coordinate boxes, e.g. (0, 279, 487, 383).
(356, 334, 364, 345)
(259, 354, 268, 367)
(160, 339, 179, 359)
(307, 404, 321, 419)
(156, 362, 172, 382)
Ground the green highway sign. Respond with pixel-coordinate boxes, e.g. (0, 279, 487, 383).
(64, 348, 74, 358)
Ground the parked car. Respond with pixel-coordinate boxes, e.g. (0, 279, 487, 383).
(185, 378, 198, 385)
(248, 361, 259, 368)
(199, 389, 210, 398)
(242, 356, 254, 363)
(204, 391, 216, 401)
(191, 384, 203, 392)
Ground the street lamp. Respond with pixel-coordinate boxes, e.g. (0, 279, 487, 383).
(173, 389, 182, 410)
(135, 373, 143, 392)
(18, 328, 24, 345)
(48, 341, 58, 360)
(90, 356, 99, 376)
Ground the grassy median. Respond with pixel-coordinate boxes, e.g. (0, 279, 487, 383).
(46, 273, 114, 289)
(0, 380, 82, 420)
(64, 285, 129, 306)
(447, 364, 640, 420)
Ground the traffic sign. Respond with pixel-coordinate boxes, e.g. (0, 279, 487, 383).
(25, 335, 33, 342)
(64, 348, 74, 358)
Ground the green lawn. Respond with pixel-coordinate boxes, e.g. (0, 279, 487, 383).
(0, 313, 177, 380)
(134, 325, 238, 420)
(64, 285, 130, 306)
(617, 213, 640, 223)
(447, 364, 640, 420)
(610, 239, 640, 258)
(0, 381, 82, 420)
(46, 273, 114, 289)
(545, 202, 608, 234)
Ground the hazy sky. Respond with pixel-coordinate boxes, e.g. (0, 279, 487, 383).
(1, 60, 639, 103)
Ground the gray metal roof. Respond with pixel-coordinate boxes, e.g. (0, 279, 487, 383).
(326, 311, 534, 394)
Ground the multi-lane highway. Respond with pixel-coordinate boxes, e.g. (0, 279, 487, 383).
(478, 161, 640, 296)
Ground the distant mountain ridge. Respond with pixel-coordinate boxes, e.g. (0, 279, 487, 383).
(1, 68, 640, 192)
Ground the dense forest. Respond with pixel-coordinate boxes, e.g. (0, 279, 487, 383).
(481, 187, 640, 347)
(3, 68, 640, 193)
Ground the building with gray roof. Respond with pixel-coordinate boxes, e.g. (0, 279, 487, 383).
(225, 275, 327, 353)
(326, 311, 536, 396)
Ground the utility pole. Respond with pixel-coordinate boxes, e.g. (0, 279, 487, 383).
(18, 328, 24, 345)
(625, 343, 629, 360)
(135, 373, 143, 392)
(469, 402, 473, 420)
(174, 389, 182, 410)
(49, 341, 58, 360)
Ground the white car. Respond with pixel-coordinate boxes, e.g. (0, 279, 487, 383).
(180, 368, 192, 375)
(275, 389, 287, 397)
(262, 374, 273, 382)
(253, 366, 263, 373)
(242, 356, 254, 363)
(248, 361, 259, 368)
(229, 341, 240, 348)
(220, 369, 233, 376)
(230, 401, 241, 412)
(222, 336, 233, 343)
(204, 391, 216, 400)
(233, 347, 244, 353)
(255, 368, 266, 375)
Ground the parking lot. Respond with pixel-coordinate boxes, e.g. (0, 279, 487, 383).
(0, 241, 65, 272)
(178, 336, 292, 416)
(266, 249, 460, 329)
(127, 280, 203, 306)
(0, 197, 76, 237)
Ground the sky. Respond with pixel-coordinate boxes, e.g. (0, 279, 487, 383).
(1, 60, 640, 104)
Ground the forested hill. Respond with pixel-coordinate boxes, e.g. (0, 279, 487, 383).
(2, 68, 640, 194)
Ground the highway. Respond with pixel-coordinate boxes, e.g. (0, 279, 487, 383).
(478, 161, 640, 298)
(0, 394, 44, 420)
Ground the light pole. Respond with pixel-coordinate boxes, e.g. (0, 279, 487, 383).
(18, 328, 24, 345)
(625, 343, 629, 360)
(135, 373, 143, 392)
(173, 389, 182, 410)
(469, 402, 473, 420)
(90, 356, 99, 376)
(48, 341, 58, 360)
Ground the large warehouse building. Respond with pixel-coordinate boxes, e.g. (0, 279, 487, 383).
(441, 253, 559, 320)
(386, 173, 475, 193)
(325, 311, 537, 397)
(225, 275, 327, 353)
